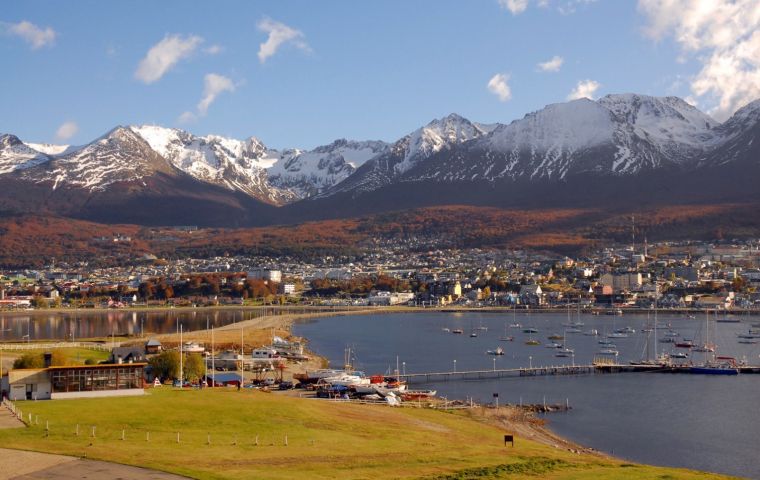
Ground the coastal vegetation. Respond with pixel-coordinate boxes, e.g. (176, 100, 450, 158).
(0, 388, 736, 480)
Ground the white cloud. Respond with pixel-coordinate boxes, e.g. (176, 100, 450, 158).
(135, 34, 203, 84)
(204, 44, 223, 55)
(257, 18, 310, 63)
(567, 79, 601, 100)
(55, 121, 78, 140)
(638, 0, 760, 120)
(487, 73, 512, 102)
(4, 20, 56, 49)
(537, 55, 564, 72)
(179, 73, 236, 123)
(498, 0, 596, 15)
(498, 0, 528, 14)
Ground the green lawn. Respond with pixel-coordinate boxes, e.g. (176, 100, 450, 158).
(0, 388, 737, 480)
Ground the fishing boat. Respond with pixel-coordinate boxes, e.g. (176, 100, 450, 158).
(487, 346, 505, 356)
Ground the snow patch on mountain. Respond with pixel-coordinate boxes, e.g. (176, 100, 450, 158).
(0, 134, 51, 174)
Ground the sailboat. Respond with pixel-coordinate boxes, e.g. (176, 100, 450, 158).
(693, 311, 716, 352)
(499, 307, 515, 341)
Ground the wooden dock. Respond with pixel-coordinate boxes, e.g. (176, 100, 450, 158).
(398, 362, 700, 385)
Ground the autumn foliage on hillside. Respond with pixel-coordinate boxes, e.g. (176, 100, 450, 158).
(1, 203, 760, 267)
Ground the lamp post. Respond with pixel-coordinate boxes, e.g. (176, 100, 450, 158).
(529, 355, 532, 369)
(493, 357, 496, 371)
(453, 359, 457, 373)
(402, 362, 406, 376)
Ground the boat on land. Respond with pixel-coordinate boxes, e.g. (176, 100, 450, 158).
(401, 389, 437, 400)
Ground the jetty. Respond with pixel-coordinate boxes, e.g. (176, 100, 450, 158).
(398, 361, 760, 385)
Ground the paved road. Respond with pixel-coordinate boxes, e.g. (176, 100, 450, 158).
(0, 449, 189, 479)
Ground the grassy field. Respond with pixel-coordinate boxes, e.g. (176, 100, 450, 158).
(0, 388, 736, 480)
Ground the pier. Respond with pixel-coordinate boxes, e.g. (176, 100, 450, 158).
(398, 362, 759, 384)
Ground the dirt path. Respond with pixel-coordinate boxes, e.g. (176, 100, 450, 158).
(0, 448, 189, 479)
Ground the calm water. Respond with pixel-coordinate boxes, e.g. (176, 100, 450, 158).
(0, 309, 266, 341)
(293, 311, 760, 479)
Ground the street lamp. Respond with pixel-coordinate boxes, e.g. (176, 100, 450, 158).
(529, 355, 532, 369)
(493, 357, 496, 371)
(402, 362, 406, 376)
(453, 359, 457, 372)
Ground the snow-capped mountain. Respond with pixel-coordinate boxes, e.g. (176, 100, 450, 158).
(130, 125, 294, 204)
(323, 113, 494, 196)
(268, 139, 388, 198)
(0, 134, 52, 174)
(1, 92, 760, 227)
(328, 94, 724, 195)
(19, 127, 174, 191)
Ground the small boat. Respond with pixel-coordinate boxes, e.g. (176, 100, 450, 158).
(598, 349, 619, 356)
(660, 337, 676, 343)
(499, 335, 514, 342)
(562, 321, 585, 327)
(401, 390, 437, 401)
(509, 323, 522, 328)
(487, 346, 505, 356)
(692, 344, 715, 353)
(738, 339, 758, 344)
(565, 327, 582, 334)
(665, 331, 679, 337)
(469, 332, 478, 338)
(669, 352, 689, 359)
(442, 327, 450, 333)
(606, 308, 623, 316)
(675, 341, 693, 349)
(546, 342, 562, 349)
(523, 327, 538, 334)
(547, 334, 564, 340)
(583, 329, 599, 336)
(525, 339, 540, 346)
(555, 348, 574, 357)
(607, 332, 628, 339)
(615, 327, 636, 334)
(716, 317, 740, 323)
(451, 329, 464, 334)
(599, 339, 614, 345)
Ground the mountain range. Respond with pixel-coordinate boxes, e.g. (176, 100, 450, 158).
(1, 93, 759, 227)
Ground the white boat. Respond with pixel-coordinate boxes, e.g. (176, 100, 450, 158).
(487, 346, 505, 356)
(583, 329, 599, 336)
(607, 332, 628, 339)
(598, 349, 619, 356)
(555, 348, 574, 357)
(669, 352, 688, 359)
(565, 327, 582, 333)
(615, 327, 636, 334)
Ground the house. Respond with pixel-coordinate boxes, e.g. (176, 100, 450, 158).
(519, 284, 544, 306)
(3, 363, 146, 400)
(145, 338, 163, 354)
(109, 347, 147, 364)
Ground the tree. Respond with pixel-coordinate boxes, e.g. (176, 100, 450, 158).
(183, 353, 205, 383)
(31, 295, 49, 309)
(13, 352, 44, 369)
(149, 350, 181, 381)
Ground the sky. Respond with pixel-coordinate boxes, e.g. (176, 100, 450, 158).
(2, 0, 759, 150)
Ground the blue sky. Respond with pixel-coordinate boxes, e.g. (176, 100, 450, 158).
(1, 0, 755, 149)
